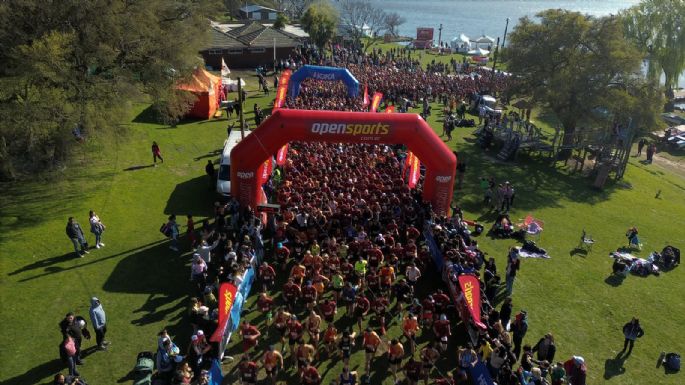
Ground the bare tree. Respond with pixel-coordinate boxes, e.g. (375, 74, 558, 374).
(338, 0, 386, 50)
(279, 0, 316, 19)
(383, 12, 405, 37)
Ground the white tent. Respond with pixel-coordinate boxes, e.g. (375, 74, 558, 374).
(474, 35, 495, 49)
(451, 34, 471, 52)
(467, 47, 490, 56)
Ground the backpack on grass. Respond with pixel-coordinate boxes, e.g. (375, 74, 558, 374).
(665, 353, 680, 372)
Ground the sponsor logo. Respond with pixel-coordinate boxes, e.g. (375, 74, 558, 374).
(435, 175, 451, 183)
(463, 281, 474, 308)
(237, 171, 254, 179)
(311, 72, 337, 80)
(311, 122, 391, 136)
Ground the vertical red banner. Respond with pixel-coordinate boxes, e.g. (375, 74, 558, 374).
(385, 105, 395, 113)
(273, 69, 292, 109)
(257, 158, 272, 186)
(458, 275, 486, 329)
(408, 153, 420, 189)
(276, 144, 289, 166)
(363, 85, 369, 106)
(210, 282, 238, 342)
(370, 92, 383, 112)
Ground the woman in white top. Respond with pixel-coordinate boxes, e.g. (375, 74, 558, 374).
(89, 210, 105, 248)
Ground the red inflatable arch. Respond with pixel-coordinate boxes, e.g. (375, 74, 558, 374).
(230, 109, 457, 216)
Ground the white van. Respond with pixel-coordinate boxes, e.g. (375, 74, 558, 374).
(216, 130, 249, 197)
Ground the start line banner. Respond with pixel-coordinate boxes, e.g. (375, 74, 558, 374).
(273, 69, 292, 109)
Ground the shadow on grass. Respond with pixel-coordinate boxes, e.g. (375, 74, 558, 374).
(123, 164, 155, 171)
(604, 274, 626, 287)
(453, 144, 619, 213)
(164, 176, 217, 217)
(569, 248, 589, 257)
(0, 170, 116, 243)
(103, 240, 192, 341)
(604, 352, 627, 379)
(1, 358, 63, 385)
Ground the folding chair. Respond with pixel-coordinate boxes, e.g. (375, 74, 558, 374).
(579, 229, 595, 251)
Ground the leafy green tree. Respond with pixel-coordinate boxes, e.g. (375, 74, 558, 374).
(273, 12, 289, 30)
(301, 1, 338, 50)
(622, 0, 685, 109)
(0, 0, 221, 179)
(505, 9, 660, 153)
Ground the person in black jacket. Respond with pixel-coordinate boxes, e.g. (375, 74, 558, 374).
(620, 317, 644, 355)
(66, 217, 89, 257)
(59, 313, 91, 364)
(205, 160, 216, 190)
(532, 333, 556, 362)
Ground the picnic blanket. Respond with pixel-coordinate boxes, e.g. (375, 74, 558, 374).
(514, 246, 551, 259)
(609, 252, 660, 276)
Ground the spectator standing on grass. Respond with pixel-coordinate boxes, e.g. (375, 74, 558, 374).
(511, 311, 529, 359)
(66, 217, 89, 257)
(563, 356, 586, 385)
(152, 141, 163, 164)
(59, 312, 90, 364)
(59, 336, 80, 377)
(620, 317, 644, 356)
(455, 152, 466, 189)
(167, 214, 180, 251)
(505, 249, 520, 295)
(646, 142, 656, 163)
(205, 160, 216, 190)
(532, 333, 556, 362)
(89, 297, 110, 350)
(88, 210, 105, 249)
(637, 138, 646, 156)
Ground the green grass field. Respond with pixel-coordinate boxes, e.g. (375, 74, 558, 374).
(1, 71, 684, 385)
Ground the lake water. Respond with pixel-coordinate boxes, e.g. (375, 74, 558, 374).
(369, 0, 684, 87)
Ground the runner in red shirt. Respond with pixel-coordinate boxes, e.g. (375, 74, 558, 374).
(354, 294, 371, 334)
(301, 362, 321, 385)
(404, 356, 423, 385)
(433, 314, 451, 353)
(283, 278, 301, 312)
(287, 315, 304, 363)
(238, 355, 258, 385)
(322, 322, 338, 357)
(275, 243, 290, 271)
(259, 262, 276, 292)
(257, 292, 274, 330)
(367, 246, 384, 270)
(301, 281, 318, 311)
(372, 294, 391, 335)
(433, 289, 451, 316)
(273, 307, 291, 352)
(319, 298, 337, 323)
(239, 321, 261, 353)
(421, 295, 436, 328)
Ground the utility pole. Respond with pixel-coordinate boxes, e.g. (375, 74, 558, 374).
(490, 37, 500, 90)
(237, 76, 245, 139)
(502, 17, 510, 49)
(438, 23, 443, 49)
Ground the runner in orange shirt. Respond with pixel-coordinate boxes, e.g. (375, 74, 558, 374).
(362, 327, 382, 373)
(402, 314, 419, 354)
(262, 344, 284, 385)
(388, 338, 405, 384)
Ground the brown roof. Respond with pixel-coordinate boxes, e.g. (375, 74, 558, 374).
(204, 22, 300, 51)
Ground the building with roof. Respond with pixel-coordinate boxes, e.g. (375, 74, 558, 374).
(238, 4, 281, 21)
(201, 22, 303, 69)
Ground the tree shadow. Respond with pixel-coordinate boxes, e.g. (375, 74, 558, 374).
(569, 248, 588, 257)
(1, 358, 63, 385)
(604, 352, 627, 379)
(164, 176, 217, 217)
(604, 274, 626, 287)
(12, 240, 167, 282)
(193, 149, 222, 162)
(123, 164, 155, 171)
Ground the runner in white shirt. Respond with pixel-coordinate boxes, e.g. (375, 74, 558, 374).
(405, 263, 421, 286)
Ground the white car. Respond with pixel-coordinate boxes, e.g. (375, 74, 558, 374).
(478, 95, 502, 116)
(216, 130, 249, 197)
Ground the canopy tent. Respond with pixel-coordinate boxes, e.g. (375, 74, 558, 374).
(467, 47, 490, 56)
(288, 65, 360, 99)
(450, 34, 471, 51)
(177, 67, 222, 119)
(474, 35, 495, 48)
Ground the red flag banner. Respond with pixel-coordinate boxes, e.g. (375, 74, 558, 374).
(273, 69, 292, 109)
(370, 92, 383, 112)
(363, 85, 369, 106)
(210, 282, 238, 342)
(408, 153, 420, 189)
(403, 151, 414, 181)
(385, 105, 395, 113)
(276, 144, 289, 166)
(257, 158, 272, 186)
(458, 275, 486, 329)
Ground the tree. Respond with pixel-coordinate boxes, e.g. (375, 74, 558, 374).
(280, 0, 316, 20)
(384, 12, 406, 38)
(301, 1, 338, 50)
(0, 0, 222, 179)
(273, 12, 289, 30)
(338, 0, 386, 50)
(621, 0, 685, 110)
(505, 9, 661, 155)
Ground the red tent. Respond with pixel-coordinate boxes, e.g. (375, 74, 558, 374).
(177, 67, 222, 119)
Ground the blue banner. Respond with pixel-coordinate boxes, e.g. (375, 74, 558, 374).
(468, 359, 495, 385)
(229, 262, 256, 332)
(208, 358, 223, 385)
(423, 222, 444, 272)
(288, 65, 360, 98)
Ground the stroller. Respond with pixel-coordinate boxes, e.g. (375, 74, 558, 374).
(133, 351, 155, 385)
